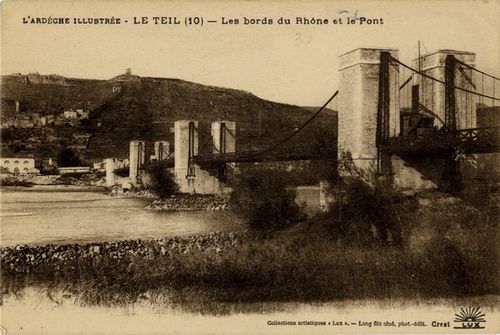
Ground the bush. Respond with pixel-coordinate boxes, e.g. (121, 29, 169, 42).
(40, 165, 59, 175)
(0, 177, 33, 187)
(146, 163, 179, 199)
(229, 169, 305, 231)
(323, 149, 406, 246)
(333, 177, 405, 245)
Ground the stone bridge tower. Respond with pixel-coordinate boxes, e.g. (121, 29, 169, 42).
(337, 47, 479, 191)
(337, 48, 400, 172)
(174, 120, 234, 194)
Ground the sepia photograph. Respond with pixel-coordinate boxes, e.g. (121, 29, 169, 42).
(0, 0, 499, 334)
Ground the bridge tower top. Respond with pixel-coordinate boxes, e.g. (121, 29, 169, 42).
(414, 49, 477, 130)
(414, 49, 476, 72)
(338, 47, 399, 70)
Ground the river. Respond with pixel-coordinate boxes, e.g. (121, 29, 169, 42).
(0, 189, 244, 247)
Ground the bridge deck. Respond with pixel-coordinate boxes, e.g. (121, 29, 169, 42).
(193, 151, 334, 164)
(144, 127, 498, 169)
(147, 151, 335, 168)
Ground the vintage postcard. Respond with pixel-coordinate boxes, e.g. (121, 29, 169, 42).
(0, 0, 499, 334)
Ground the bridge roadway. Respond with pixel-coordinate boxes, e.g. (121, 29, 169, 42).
(147, 149, 335, 169)
(147, 127, 498, 169)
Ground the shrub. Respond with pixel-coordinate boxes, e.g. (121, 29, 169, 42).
(0, 177, 33, 187)
(324, 149, 405, 246)
(146, 163, 179, 198)
(40, 165, 59, 175)
(229, 169, 305, 231)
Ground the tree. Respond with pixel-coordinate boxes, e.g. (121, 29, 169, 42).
(57, 148, 81, 167)
(146, 163, 179, 198)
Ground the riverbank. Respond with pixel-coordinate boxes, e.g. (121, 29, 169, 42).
(2, 231, 244, 274)
(0, 172, 107, 187)
(2, 197, 497, 313)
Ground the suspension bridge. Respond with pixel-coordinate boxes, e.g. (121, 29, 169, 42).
(109, 47, 499, 194)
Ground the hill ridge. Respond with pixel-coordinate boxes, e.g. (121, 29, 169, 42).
(1, 72, 337, 161)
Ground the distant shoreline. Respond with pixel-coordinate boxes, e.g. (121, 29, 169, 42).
(0, 185, 108, 193)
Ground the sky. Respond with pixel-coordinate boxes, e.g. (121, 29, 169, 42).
(1, 0, 499, 106)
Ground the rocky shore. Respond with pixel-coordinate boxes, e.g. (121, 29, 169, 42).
(1, 231, 245, 274)
(146, 194, 230, 211)
(110, 189, 158, 198)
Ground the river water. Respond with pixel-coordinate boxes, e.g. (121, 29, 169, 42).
(0, 190, 244, 247)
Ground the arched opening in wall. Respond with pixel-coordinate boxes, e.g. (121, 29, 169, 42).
(13, 167, 20, 175)
(14, 160, 19, 164)
(4, 160, 10, 164)
(23, 161, 29, 164)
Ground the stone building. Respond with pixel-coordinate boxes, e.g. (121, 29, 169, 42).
(0, 156, 38, 175)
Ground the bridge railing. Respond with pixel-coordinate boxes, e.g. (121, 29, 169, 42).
(457, 127, 500, 146)
(382, 127, 500, 155)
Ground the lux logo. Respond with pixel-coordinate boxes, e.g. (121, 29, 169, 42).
(453, 307, 486, 329)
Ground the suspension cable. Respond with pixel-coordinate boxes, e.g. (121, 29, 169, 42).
(390, 57, 500, 101)
(454, 58, 500, 81)
(250, 90, 339, 157)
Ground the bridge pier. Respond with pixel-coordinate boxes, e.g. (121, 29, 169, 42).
(173, 120, 234, 194)
(129, 140, 145, 185)
(174, 120, 198, 193)
(105, 158, 115, 187)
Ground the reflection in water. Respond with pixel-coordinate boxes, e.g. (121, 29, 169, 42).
(1, 191, 244, 246)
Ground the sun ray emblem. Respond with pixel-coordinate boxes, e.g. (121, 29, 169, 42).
(453, 306, 486, 329)
(454, 307, 486, 323)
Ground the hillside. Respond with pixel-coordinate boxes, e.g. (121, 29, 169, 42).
(1, 73, 337, 161)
